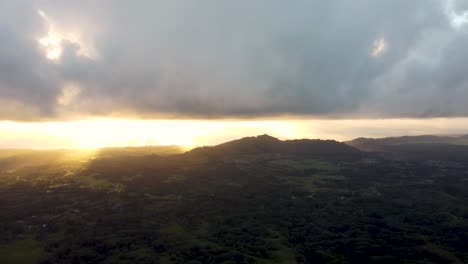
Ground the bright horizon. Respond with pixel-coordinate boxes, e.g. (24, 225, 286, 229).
(1, 117, 468, 149)
(2, 1, 468, 149)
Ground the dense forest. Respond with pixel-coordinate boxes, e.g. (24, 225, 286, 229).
(1, 135, 468, 263)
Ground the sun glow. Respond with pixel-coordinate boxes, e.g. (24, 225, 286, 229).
(37, 9, 94, 60)
(0, 119, 300, 149)
(445, 0, 468, 29)
(0, 118, 468, 150)
(38, 9, 63, 60)
(371, 37, 388, 57)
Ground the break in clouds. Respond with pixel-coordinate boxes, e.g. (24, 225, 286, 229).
(1, 0, 468, 120)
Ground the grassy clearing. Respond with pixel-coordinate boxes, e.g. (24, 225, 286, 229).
(297, 174, 346, 192)
(75, 174, 124, 192)
(0, 236, 45, 264)
(160, 224, 218, 249)
(420, 243, 463, 264)
(312, 174, 346, 181)
(269, 159, 337, 172)
(260, 231, 297, 264)
(164, 174, 187, 183)
(302, 159, 338, 171)
(159, 255, 174, 264)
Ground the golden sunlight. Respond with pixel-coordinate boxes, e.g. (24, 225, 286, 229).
(37, 9, 93, 60)
(1, 118, 468, 149)
(0, 119, 299, 149)
(38, 9, 63, 60)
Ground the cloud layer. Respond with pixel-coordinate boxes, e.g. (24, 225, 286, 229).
(1, 0, 468, 120)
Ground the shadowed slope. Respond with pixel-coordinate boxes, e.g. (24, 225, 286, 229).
(188, 134, 362, 159)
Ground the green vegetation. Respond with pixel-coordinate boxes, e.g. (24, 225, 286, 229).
(0, 236, 44, 264)
(74, 174, 124, 192)
(1, 135, 468, 263)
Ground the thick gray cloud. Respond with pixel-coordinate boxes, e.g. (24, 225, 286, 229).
(0, 0, 467, 120)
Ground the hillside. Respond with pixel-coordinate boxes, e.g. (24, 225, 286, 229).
(346, 134, 468, 152)
(1, 136, 468, 263)
(188, 134, 362, 159)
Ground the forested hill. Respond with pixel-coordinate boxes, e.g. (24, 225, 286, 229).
(188, 134, 362, 159)
(346, 134, 468, 152)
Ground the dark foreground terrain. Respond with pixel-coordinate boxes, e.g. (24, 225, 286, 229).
(1, 135, 468, 263)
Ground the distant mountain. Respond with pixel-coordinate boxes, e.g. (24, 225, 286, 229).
(346, 134, 468, 152)
(188, 134, 362, 159)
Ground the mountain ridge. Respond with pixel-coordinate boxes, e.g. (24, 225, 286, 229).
(187, 134, 362, 158)
(346, 134, 468, 152)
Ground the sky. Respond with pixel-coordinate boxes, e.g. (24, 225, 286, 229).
(1, 1, 468, 148)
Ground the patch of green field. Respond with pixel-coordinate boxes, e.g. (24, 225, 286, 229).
(302, 177, 316, 192)
(420, 243, 463, 264)
(159, 255, 173, 264)
(269, 159, 337, 172)
(0, 236, 45, 264)
(143, 194, 183, 212)
(259, 231, 297, 264)
(75, 174, 124, 192)
(453, 139, 468, 145)
(226, 182, 243, 188)
(164, 174, 187, 183)
(298, 174, 346, 192)
(161, 224, 215, 247)
(303, 159, 338, 171)
(269, 244, 297, 264)
(102, 247, 159, 264)
(312, 174, 346, 181)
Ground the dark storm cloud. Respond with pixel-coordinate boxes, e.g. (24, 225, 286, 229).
(0, 0, 467, 120)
